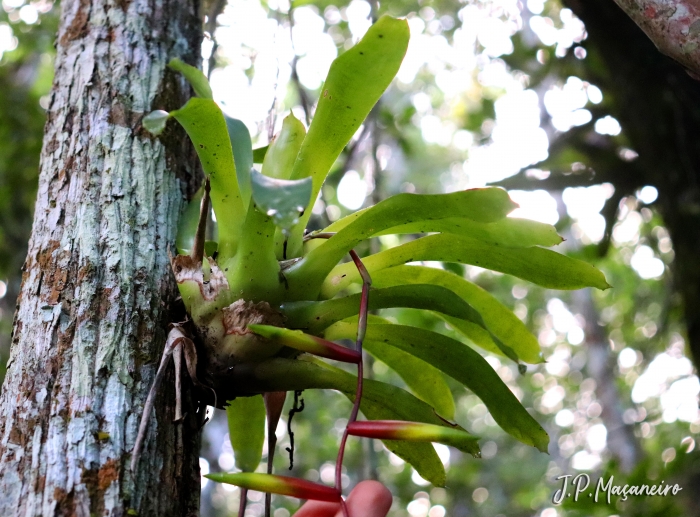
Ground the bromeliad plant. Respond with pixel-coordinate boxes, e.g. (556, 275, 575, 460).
(132, 14, 610, 516)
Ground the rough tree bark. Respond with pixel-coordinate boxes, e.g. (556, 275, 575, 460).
(0, 0, 204, 514)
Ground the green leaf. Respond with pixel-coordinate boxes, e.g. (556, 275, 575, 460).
(377, 217, 563, 248)
(369, 266, 542, 364)
(253, 145, 269, 163)
(324, 324, 549, 452)
(320, 234, 611, 296)
(204, 241, 218, 257)
(226, 395, 266, 472)
(142, 110, 171, 136)
(250, 170, 312, 232)
(225, 116, 254, 206)
(235, 357, 459, 486)
(224, 200, 283, 303)
(439, 316, 519, 364)
(287, 188, 517, 297)
(263, 114, 309, 257)
(168, 58, 213, 99)
(282, 284, 489, 335)
(175, 186, 204, 254)
(321, 212, 562, 249)
(366, 343, 456, 421)
(285, 15, 410, 256)
(324, 188, 517, 232)
(262, 113, 306, 180)
(170, 98, 245, 262)
(325, 319, 455, 419)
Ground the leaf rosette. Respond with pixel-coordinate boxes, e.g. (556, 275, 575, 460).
(135, 13, 611, 506)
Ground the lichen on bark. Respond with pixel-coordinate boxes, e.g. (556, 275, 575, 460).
(0, 0, 205, 514)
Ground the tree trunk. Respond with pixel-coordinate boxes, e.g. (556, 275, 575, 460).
(0, 0, 204, 513)
(572, 289, 642, 472)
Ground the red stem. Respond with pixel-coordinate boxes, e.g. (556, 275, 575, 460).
(302, 235, 373, 504)
(335, 358, 363, 491)
(335, 250, 371, 492)
(239, 487, 248, 517)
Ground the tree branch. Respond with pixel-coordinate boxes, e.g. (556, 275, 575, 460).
(611, 0, 700, 78)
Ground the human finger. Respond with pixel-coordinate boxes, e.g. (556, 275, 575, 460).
(336, 480, 392, 517)
(294, 480, 392, 517)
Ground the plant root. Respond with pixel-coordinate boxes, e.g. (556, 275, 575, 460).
(131, 326, 187, 474)
(131, 324, 215, 474)
(285, 390, 305, 470)
(264, 392, 287, 517)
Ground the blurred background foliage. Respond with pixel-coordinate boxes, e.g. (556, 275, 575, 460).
(2, 0, 700, 516)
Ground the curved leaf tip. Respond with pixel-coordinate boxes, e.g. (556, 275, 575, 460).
(226, 395, 266, 472)
(168, 58, 213, 99)
(250, 171, 312, 231)
(284, 14, 410, 256)
(142, 110, 171, 136)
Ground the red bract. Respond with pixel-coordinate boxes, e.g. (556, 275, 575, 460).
(205, 472, 342, 503)
(248, 324, 362, 363)
(348, 420, 440, 440)
(346, 420, 480, 458)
